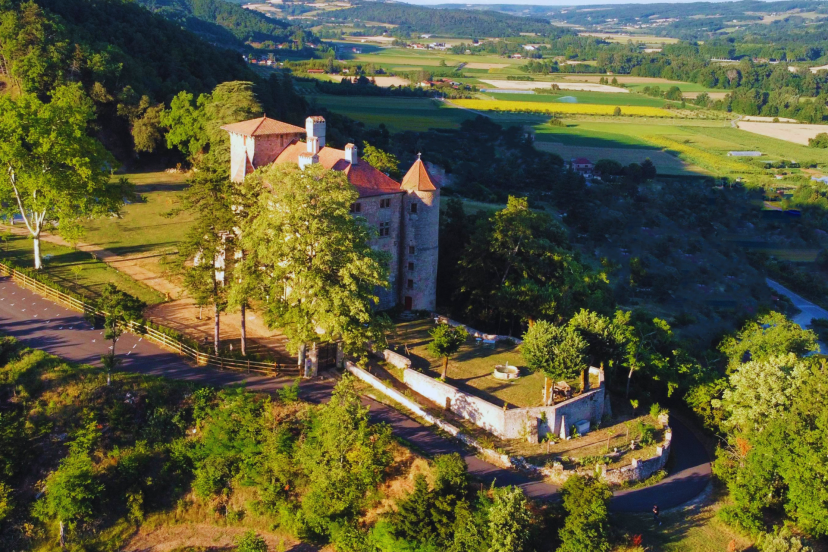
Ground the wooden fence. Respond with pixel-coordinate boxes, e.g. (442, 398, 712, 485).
(0, 262, 299, 376)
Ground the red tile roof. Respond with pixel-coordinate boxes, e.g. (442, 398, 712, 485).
(401, 157, 437, 192)
(220, 116, 305, 137)
(274, 141, 403, 197)
(572, 157, 593, 165)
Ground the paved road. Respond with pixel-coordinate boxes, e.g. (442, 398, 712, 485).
(0, 276, 711, 512)
(767, 278, 828, 354)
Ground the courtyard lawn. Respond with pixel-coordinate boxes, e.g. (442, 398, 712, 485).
(0, 234, 164, 305)
(308, 95, 476, 131)
(386, 318, 595, 409)
(505, 411, 666, 470)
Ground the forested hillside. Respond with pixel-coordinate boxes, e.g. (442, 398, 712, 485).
(136, 0, 310, 47)
(321, 2, 570, 38)
(0, 0, 307, 159)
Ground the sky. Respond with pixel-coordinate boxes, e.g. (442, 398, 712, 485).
(404, 0, 742, 5)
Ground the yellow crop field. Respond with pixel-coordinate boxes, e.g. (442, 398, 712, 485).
(452, 100, 676, 118)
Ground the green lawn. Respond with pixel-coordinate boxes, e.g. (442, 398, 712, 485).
(81, 171, 194, 260)
(0, 234, 164, 305)
(612, 496, 754, 552)
(308, 95, 476, 131)
(386, 319, 593, 409)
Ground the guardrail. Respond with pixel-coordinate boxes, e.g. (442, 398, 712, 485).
(0, 261, 299, 376)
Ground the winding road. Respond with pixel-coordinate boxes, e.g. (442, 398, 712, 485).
(0, 276, 711, 512)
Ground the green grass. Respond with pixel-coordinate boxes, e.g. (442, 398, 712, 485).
(81, 171, 194, 260)
(387, 319, 592, 408)
(0, 234, 164, 305)
(486, 91, 670, 108)
(308, 95, 476, 131)
(612, 497, 754, 552)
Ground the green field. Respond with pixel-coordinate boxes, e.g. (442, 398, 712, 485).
(531, 117, 828, 180)
(82, 171, 194, 261)
(0, 234, 164, 305)
(308, 95, 477, 131)
(486, 91, 671, 108)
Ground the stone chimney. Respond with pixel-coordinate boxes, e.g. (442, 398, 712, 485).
(344, 143, 358, 165)
(308, 136, 319, 155)
(298, 151, 318, 170)
(306, 116, 326, 149)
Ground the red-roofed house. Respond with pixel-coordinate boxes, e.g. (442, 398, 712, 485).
(571, 157, 594, 173)
(222, 115, 439, 312)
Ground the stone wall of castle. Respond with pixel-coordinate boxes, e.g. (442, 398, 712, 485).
(355, 193, 403, 310)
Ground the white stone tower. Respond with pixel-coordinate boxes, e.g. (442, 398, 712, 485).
(400, 155, 439, 311)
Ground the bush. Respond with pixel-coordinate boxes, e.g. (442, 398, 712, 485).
(758, 526, 813, 552)
(636, 422, 657, 446)
(236, 530, 268, 552)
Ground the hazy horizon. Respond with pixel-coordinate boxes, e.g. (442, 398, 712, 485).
(404, 0, 748, 5)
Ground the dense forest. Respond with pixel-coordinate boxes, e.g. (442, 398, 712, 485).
(319, 2, 571, 38)
(0, 0, 308, 160)
(135, 0, 311, 47)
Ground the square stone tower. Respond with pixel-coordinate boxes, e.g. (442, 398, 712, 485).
(221, 116, 305, 183)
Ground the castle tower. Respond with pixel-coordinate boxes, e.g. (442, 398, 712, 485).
(400, 155, 439, 311)
(221, 116, 305, 183)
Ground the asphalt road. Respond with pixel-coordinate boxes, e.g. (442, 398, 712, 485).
(0, 276, 711, 512)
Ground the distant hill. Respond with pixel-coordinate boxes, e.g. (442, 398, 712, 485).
(136, 0, 302, 47)
(320, 2, 570, 38)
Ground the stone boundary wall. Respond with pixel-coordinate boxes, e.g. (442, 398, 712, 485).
(347, 362, 671, 486)
(403, 368, 604, 440)
(344, 362, 512, 468)
(380, 349, 412, 369)
(432, 314, 523, 345)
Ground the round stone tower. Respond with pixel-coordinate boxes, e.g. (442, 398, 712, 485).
(400, 155, 439, 312)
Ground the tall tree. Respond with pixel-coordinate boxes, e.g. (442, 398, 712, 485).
(427, 324, 469, 380)
(720, 312, 818, 373)
(0, 84, 128, 269)
(164, 81, 262, 354)
(522, 320, 587, 402)
(98, 284, 145, 385)
(558, 475, 612, 552)
(237, 162, 391, 359)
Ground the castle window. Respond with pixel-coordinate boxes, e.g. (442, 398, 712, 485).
(407, 279, 414, 289)
(408, 262, 414, 271)
(379, 221, 390, 237)
(409, 245, 416, 255)
(410, 203, 418, 214)
(350, 202, 362, 213)
(380, 198, 391, 208)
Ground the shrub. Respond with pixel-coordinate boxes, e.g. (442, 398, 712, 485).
(636, 422, 657, 446)
(236, 530, 268, 552)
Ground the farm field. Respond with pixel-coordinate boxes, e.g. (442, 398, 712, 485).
(481, 79, 630, 93)
(556, 75, 719, 94)
(535, 141, 696, 175)
(532, 117, 828, 180)
(452, 99, 677, 117)
(736, 121, 828, 146)
(309, 95, 476, 131)
(577, 32, 682, 44)
(486, 90, 670, 107)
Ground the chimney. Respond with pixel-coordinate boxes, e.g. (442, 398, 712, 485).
(305, 116, 326, 149)
(344, 143, 358, 165)
(298, 151, 318, 170)
(308, 136, 319, 155)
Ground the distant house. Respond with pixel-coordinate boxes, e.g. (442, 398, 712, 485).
(523, 45, 536, 51)
(727, 151, 762, 157)
(510, 54, 523, 59)
(571, 157, 594, 172)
